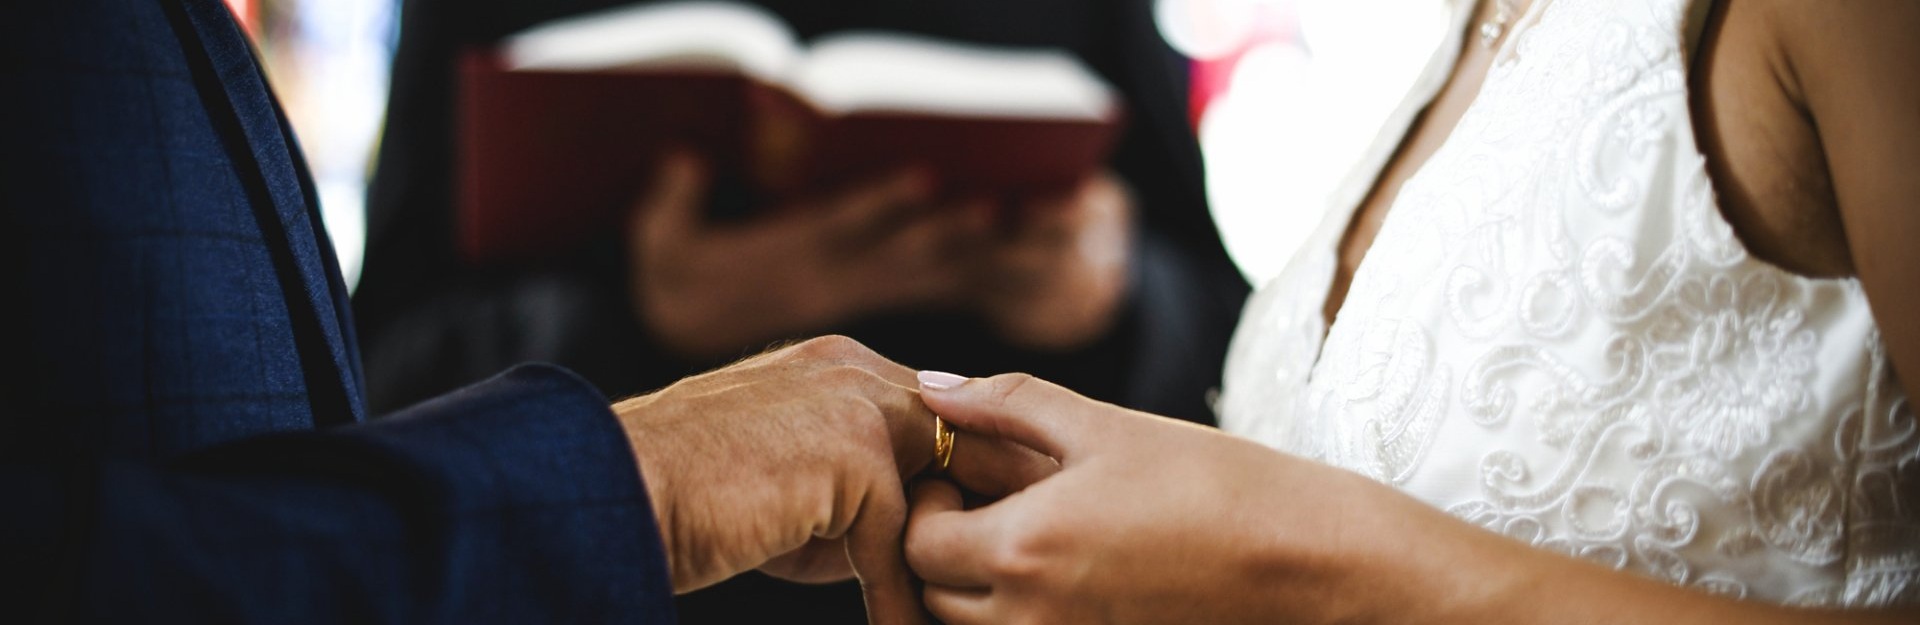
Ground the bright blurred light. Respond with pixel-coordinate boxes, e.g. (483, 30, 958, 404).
(1154, 0, 1263, 60)
(1297, 0, 1448, 69)
(1198, 42, 1320, 287)
(1161, 0, 1450, 286)
(276, 0, 395, 292)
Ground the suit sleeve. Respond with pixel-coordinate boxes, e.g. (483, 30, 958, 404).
(3, 364, 678, 624)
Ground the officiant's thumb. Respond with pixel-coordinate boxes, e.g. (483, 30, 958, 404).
(632, 150, 709, 241)
(916, 371, 1096, 461)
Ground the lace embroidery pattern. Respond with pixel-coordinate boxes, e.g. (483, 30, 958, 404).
(1220, 0, 1919, 608)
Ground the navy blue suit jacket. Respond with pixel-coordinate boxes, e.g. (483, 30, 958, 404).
(0, 0, 675, 621)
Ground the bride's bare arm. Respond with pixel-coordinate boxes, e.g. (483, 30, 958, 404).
(1694, 0, 1920, 388)
(904, 372, 1918, 624)
(1784, 0, 1920, 393)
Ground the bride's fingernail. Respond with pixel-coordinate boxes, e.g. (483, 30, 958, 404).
(917, 371, 969, 391)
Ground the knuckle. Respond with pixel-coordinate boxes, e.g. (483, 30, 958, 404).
(853, 407, 895, 450)
(818, 377, 890, 431)
(759, 339, 809, 363)
(987, 510, 1067, 585)
(799, 334, 870, 360)
(987, 533, 1048, 584)
(988, 372, 1039, 406)
(840, 403, 889, 442)
(793, 335, 837, 358)
(816, 364, 874, 387)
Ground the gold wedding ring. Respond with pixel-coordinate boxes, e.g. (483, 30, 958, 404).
(932, 415, 956, 473)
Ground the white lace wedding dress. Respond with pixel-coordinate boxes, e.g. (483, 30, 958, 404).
(1218, 0, 1918, 607)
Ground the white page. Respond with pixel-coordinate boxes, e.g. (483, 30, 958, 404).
(792, 33, 1116, 120)
(503, 1, 798, 81)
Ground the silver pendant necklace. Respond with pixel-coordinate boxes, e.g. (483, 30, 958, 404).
(1479, 0, 1518, 49)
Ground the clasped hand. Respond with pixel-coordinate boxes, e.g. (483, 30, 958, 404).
(614, 336, 1059, 625)
(621, 336, 1468, 625)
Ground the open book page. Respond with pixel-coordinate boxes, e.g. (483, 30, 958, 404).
(792, 33, 1116, 120)
(458, 1, 1125, 261)
(502, 0, 797, 81)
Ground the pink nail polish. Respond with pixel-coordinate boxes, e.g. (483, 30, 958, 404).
(918, 370, 968, 391)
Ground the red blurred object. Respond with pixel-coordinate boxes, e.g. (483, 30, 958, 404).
(455, 52, 1124, 264)
(223, 0, 256, 36)
(1179, 3, 1298, 129)
(1188, 53, 1242, 129)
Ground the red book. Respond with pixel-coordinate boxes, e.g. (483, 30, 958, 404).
(457, 1, 1125, 263)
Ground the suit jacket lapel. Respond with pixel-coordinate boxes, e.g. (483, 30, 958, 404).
(271, 92, 371, 408)
(167, 0, 367, 425)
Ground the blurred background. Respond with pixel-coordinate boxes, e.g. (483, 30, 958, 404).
(226, 0, 395, 289)
(235, 0, 1451, 291)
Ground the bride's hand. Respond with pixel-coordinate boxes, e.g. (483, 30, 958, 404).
(906, 372, 1920, 625)
(903, 371, 1513, 625)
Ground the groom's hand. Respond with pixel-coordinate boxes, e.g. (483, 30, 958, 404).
(613, 336, 937, 625)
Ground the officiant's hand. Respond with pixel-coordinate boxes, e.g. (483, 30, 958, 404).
(903, 371, 1494, 625)
(971, 174, 1134, 352)
(627, 152, 989, 361)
